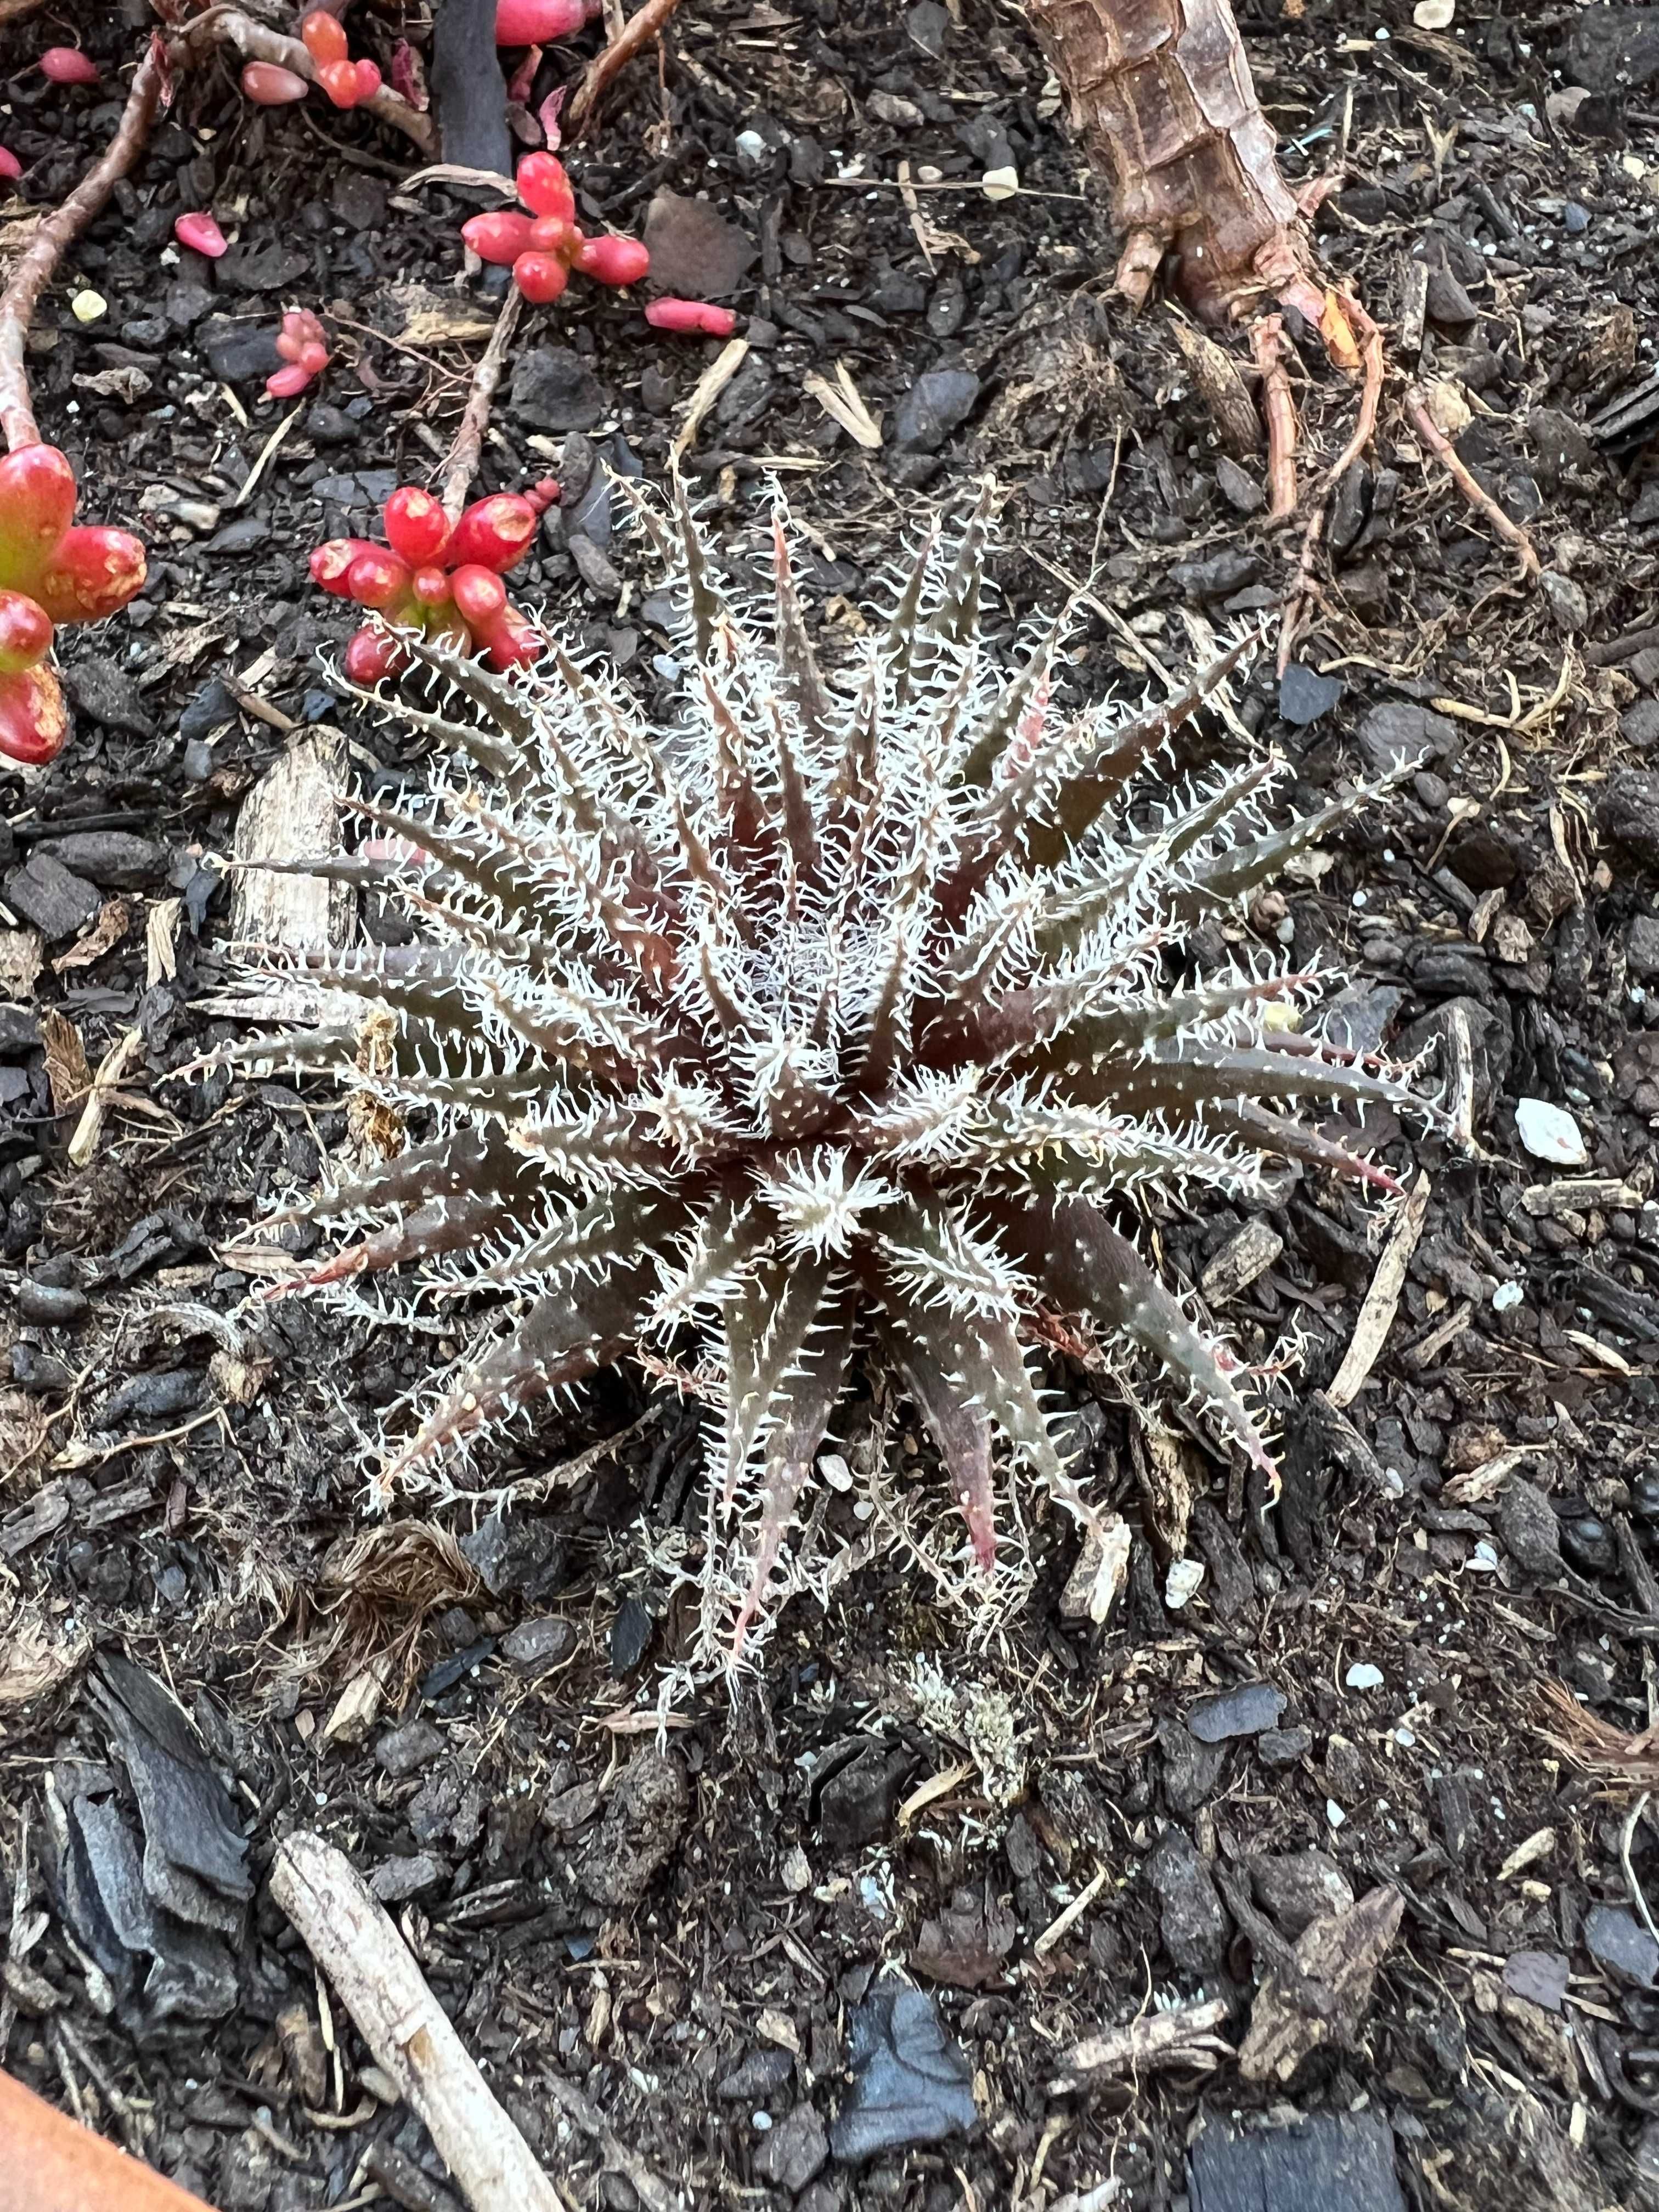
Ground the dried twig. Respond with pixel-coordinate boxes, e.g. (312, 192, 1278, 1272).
(0, 37, 168, 450)
(567, 0, 685, 131)
(440, 286, 524, 522)
(1048, 1996, 1233, 2092)
(1251, 315, 1297, 521)
(1325, 1170, 1431, 1409)
(1407, 382, 1541, 579)
(271, 1831, 567, 2212)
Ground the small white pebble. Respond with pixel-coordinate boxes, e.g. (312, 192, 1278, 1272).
(1346, 1662, 1385, 1691)
(1516, 1096, 1588, 1166)
(71, 289, 106, 323)
(753, 2112, 773, 2132)
(1395, 1726, 1417, 1747)
(1164, 1557, 1205, 1610)
(1466, 1539, 1500, 1574)
(1492, 1280, 1523, 1312)
(1326, 1798, 1346, 1828)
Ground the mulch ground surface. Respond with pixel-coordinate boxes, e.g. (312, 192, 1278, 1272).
(5, 0, 1659, 2206)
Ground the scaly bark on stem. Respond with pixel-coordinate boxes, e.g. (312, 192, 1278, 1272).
(1019, 0, 1317, 324)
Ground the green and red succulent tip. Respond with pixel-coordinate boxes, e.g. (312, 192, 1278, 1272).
(267, 309, 330, 400)
(0, 446, 146, 768)
(311, 478, 558, 683)
(461, 153, 648, 307)
(300, 9, 382, 107)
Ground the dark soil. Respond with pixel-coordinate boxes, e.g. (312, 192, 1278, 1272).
(5, 1, 1659, 2208)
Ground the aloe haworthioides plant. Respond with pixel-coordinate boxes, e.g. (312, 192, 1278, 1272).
(231, 486, 1431, 1661)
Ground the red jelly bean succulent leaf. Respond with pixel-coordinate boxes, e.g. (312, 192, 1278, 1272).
(462, 211, 534, 267)
(447, 494, 538, 573)
(0, 445, 77, 590)
(512, 253, 568, 305)
(383, 487, 451, 566)
(0, 590, 52, 674)
(516, 153, 575, 221)
(343, 627, 409, 685)
(242, 60, 310, 104)
(0, 663, 69, 766)
(32, 527, 148, 625)
(574, 234, 650, 287)
(300, 10, 349, 64)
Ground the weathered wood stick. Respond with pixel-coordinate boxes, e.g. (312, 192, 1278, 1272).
(269, 1831, 563, 2212)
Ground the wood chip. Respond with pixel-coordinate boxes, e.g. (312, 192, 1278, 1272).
(1522, 1178, 1640, 1218)
(1200, 1218, 1284, 1303)
(1239, 1884, 1404, 2083)
(52, 895, 131, 973)
(671, 336, 749, 461)
(1325, 1171, 1431, 1408)
(802, 359, 883, 448)
(146, 898, 183, 987)
(38, 1009, 91, 1114)
(1059, 1510, 1131, 1623)
(1034, 1864, 1108, 1957)
(1048, 1995, 1233, 2091)
(67, 1025, 142, 1167)
(230, 726, 349, 962)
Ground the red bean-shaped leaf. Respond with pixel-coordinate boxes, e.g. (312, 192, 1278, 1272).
(461, 210, 534, 267)
(0, 590, 52, 675)
(316, 58, 361, 106)
(0, 149, 22, 183)
(447, 493, 538, 574)
(241, 61, 310, 104)
(383, 486, 451, 567)
(40, 47, 98, 85)
(575, 234, 650, 287)
(476, 601, 542, 670)
(311, 538, 380, 596)
(496, 0, 587, 45)
(343, 627, 409, 685)
(516, 152, 576, 221)
(450, 563, 508, 628)
(512, 251, 568, 305)
(300, 10, 349, 64)
(32, 527, 147, 625)
(645, 297, 737, 336)
(0, 444, 76, 589)
(0, 663, 68, 770)
(174, 212, 228, 258)
(345, 548, 413, 611)
(0, 664, 69, 765)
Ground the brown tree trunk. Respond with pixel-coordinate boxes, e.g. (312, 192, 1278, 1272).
(1020, 0, 1315, 324)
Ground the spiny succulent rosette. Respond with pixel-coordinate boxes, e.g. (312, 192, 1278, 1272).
(310, 479, 558, 685)
(232, 488, 1434, 1662)
(0, 444, 146, 766)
